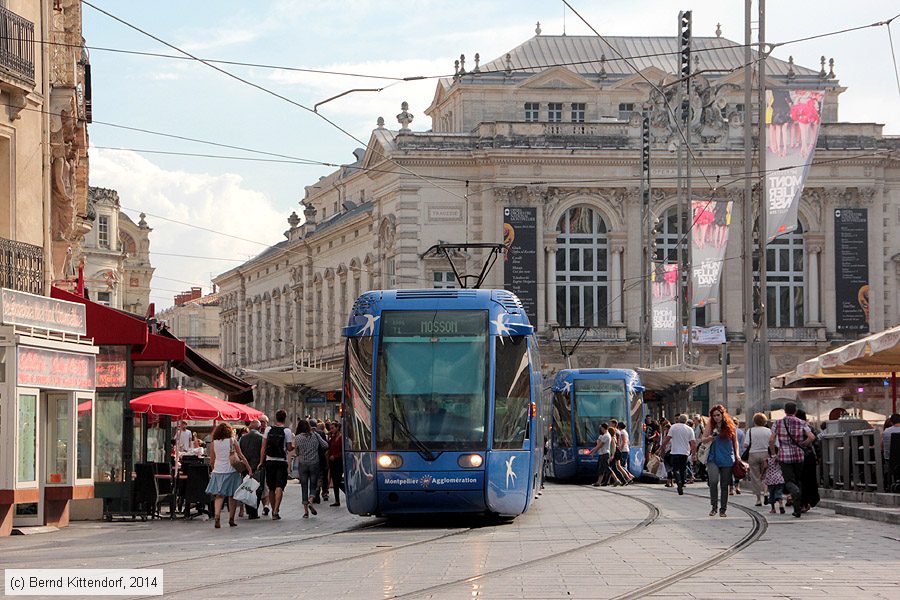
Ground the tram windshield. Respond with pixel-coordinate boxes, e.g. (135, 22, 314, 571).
(573, 379, 627, 445)
(376, 310, 488, 451)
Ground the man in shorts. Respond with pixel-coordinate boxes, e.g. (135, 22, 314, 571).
(258, 410, 294, 520)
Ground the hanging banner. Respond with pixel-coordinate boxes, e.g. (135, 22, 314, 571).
(651, 263, 678, 347)
(503, 207, 538, 325)
(765, 89, 824, 242)
(691, 325, 726, 345)
(834, 208, 869, 333)
(691, 199, 732, 307)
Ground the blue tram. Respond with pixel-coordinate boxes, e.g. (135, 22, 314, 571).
(546, 369, 645, 480)
(340, 289, 548, 517)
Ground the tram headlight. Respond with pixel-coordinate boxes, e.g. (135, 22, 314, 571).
(458, 454, 483, 468)
(377, 454, 403, 469)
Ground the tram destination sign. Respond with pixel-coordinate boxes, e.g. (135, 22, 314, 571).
(0, 288, 86, 335)
(382, 311, 486, 337)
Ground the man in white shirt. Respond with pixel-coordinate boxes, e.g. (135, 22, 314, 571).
(662, 413, 696, 495)
(175, 421, 194, 454)
(589, 423, 622, 487)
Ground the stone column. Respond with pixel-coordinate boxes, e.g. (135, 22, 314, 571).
(545, 243, 557, 329)
(610, 244, 624, 326)
(807, 245, 822, 325)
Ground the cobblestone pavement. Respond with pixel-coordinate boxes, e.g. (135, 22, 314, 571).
(1, 480, 897, 599)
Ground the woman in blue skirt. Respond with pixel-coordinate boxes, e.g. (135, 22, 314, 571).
(206, 422, 253, 528)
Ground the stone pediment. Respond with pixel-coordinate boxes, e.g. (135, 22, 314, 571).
(517, 66, 599, 91)
(608, 66, 674, 90)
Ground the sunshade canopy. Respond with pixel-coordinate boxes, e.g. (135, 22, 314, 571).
(243, 366, 342, 394)
(131, 389, 262, 421)
(636, 364, 723, 394)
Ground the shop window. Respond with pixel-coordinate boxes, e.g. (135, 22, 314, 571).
(97, 346, 127, 389)
(133, 363, 167, 389)
(46, 395, 70, 484)
(76, 397, 93, 480)
(95, 393, 124, 483)
(17, 394, 37, 483)
(146, 413, 167, 463)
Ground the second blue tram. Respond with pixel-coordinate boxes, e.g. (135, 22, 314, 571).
(546, 369, 645, 480)
(340, 289, 548, 517)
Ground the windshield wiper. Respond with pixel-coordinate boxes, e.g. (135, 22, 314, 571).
(388, 411, 437, 461)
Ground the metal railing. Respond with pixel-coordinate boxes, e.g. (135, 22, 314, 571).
(0, 6, 35, 84)
(819, 430, 884, 493)
(182, 335, 218, 348)
(0, 237, 43, 295)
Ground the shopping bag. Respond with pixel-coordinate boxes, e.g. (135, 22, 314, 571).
(234, 475, 260, 506)
(289, 457, 300, 480)
(655, 461, 668, 480)
(646, 454, 660, 474)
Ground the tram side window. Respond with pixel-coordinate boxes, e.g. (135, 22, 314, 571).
(344, 337, 374, 450)
(552, 391, 573, 447)
(492, 336, 531, 449)
(630, 390, 644, 449)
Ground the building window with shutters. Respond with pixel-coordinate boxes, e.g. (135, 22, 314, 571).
(547, 103, 563, 123)
(555, 206, 608, 327)
(98, 215, 110, 248)
(758, 222, 805, 327)
(524, 102, 539, 122)
(571, 103, 585, 123)
(432, 271, 457, 289)
(617, 102, 634, 121)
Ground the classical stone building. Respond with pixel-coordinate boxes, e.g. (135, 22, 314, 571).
(215, 29, 900, 416)
(76, 187, 153, 314)
(157, 287, 223, 397)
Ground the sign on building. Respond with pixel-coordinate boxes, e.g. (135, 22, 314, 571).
(17, 346, 96, 391)
(502, 207, 538, 325)
(834, 208, 869, 333)
(0, 288, 87, 335)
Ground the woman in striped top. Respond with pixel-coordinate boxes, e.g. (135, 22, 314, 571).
(293, 420, 328, 518)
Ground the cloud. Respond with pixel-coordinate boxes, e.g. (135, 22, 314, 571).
(89, 148, 289, 309)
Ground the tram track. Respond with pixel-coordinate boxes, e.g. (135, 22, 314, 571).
(387, 486, 661, 599)
(610, 488, 769, 600)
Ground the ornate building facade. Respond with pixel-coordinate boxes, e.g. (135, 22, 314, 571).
(76, 187, 153, 314)
(215, 30, 900, 416)
(157, 288, 223, 397)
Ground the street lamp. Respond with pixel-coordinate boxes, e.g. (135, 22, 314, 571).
(276, 338, 297, 370)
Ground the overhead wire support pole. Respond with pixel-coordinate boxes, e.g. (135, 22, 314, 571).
(640, 111, 651, 369)
(680, 10, 694, 366)
(742, 0, 755, 417)
(757, 0, 770, 417)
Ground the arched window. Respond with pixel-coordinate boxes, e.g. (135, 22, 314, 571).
(555, 206, 608, 327)
(765, 222, 804, 327)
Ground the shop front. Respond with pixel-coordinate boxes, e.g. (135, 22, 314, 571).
(51, 287, 252, 518)
(0, 288, 98, 535)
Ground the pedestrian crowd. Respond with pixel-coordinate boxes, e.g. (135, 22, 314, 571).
(645, 401, 822, 518)
(204, 409, 344, 529)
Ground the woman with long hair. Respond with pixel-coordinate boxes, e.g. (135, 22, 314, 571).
(206, 422, 252, 528)
(700, 404, 747, 517)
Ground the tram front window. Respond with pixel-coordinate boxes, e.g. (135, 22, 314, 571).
(573, 379, 626, 445)
(376, 310, 488, 451)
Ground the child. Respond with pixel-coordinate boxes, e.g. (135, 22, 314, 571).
(763, 446, 785, 514)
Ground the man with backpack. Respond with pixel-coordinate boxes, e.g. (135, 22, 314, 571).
(258, 410, 294, 520)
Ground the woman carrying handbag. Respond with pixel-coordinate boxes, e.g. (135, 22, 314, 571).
(700, 404, 748, 518)
(206, 422, 253, 528)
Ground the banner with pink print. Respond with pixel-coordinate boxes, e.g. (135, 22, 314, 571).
(651, 263, 679, 347)
(691, 199, 732, 308)
(765, 89, 824, 242)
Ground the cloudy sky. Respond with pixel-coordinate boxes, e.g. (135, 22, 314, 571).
(83, 0, 900, 308)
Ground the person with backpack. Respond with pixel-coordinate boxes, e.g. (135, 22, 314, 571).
(258, 409, 294, 520)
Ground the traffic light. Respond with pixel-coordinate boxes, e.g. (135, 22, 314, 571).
(679, 11, 692, 80)
(641, 114, 650, 175)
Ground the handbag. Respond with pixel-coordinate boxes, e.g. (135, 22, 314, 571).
(646, 454, 661, 474)
(697, 441, 711, 465)
(229, 439, 248, 474)
(782, 418, 816, 461)
(732, 457, 747, 479)
(740, 429, 751, 462)
(233, 475, 260, 506)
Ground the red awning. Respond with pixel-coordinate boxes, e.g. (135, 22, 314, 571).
(51, 286, 148, 347)
(132, 331, 186, 362)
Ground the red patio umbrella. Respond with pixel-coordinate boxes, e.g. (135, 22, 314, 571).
(227, 402, 264, 421)
(130, 389, 244, 421)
